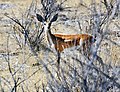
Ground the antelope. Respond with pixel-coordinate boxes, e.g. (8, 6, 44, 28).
(36, 13, 95, 68)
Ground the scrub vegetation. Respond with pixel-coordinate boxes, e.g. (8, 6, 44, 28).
(0, 0, 120, 91)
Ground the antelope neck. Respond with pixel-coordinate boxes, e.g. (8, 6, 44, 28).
(44, 24, 55, 48)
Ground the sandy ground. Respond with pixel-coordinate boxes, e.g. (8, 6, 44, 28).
(0, 0, 120, 91)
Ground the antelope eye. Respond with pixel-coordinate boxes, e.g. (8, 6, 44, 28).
(43, 22, 47, 25)
(44, 23, 46, 25)
(41, 22, 45, 26)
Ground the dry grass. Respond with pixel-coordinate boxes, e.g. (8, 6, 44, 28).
(0, 0, 120, 91)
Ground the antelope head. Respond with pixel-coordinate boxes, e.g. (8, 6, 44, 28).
(36, 13, 58, 33)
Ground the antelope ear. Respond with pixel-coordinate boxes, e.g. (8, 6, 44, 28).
(50, 13, 58, 22)
(36, 14, 44, 22)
